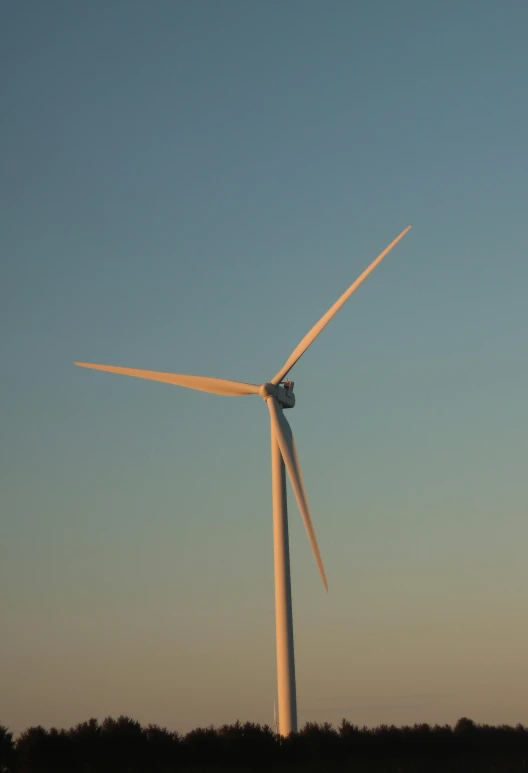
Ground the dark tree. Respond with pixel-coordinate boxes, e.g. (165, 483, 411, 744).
(15, 726, 80, 773)
(99, 716, 148, 773)
(144, 724, 181, 773)
(68, 718, 103, 772)
(6, 716, 528, 772)
(0, 726, 15, 773)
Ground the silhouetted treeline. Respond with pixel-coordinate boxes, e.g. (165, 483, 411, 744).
(2, 716, 528, 772)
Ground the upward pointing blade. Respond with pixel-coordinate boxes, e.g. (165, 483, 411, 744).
(74, 362, 260, 397)
(271, 225, 412, 385)
(267, 397, 328, 591)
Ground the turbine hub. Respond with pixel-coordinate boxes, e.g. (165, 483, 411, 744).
(259, 381, 295, 409)
(259, 382, 277, 401)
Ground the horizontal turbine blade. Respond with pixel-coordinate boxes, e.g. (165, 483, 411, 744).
(74, 362, 260, 397)
(267, 397, 328, 591)
(271, 225, 412, 385)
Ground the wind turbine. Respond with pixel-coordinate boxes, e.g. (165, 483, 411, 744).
(75, 225, 411, 735)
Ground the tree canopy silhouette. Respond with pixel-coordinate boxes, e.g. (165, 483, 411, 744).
(1, 716, 527, 772)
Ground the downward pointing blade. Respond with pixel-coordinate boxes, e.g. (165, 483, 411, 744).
(74, 362, 260, 396)
(271, 225, 412, 385)
(267, 397, 328, 591)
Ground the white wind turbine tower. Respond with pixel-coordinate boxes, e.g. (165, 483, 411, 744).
(75, 225, 411, 736)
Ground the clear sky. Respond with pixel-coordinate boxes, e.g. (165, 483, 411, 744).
(1, 0, 527, 737)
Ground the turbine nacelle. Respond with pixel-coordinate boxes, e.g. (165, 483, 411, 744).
(259, 381, 295, 409)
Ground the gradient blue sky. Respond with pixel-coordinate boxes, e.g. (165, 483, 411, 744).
(2, 0, 527, 736)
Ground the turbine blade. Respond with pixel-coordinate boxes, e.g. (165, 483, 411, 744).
(267, 397, 328, 591)
(74, 362, 260, 396)
(271, 225, 412, 385)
